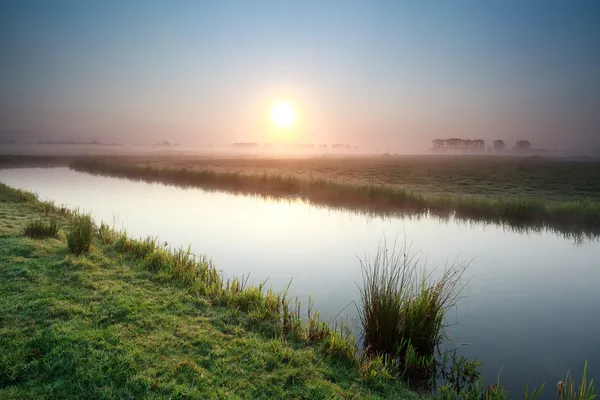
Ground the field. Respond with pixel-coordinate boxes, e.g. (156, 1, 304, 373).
(118, 154, 600, 201)
(3, 153, 600, 201)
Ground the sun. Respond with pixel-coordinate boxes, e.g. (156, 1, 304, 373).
(270, 101, 297, 129)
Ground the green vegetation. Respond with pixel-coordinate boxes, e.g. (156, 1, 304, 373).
(358, 243, 468, 385)
(557, 362, 596, 400)
(66, 214, 94, 255)
(69, 158, 600, 239)
(0, 181, 596, 399)
(23, 218, 59, 239)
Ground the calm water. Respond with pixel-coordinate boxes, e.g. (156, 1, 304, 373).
(1, 167, 599, 396)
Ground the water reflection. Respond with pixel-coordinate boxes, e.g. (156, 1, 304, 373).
(71, 165, 600, 245)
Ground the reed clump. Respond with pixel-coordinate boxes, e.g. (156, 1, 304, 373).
(358, 241, 468, 384)
(23, 219, 59, 239)
(66, 214, 95, 255)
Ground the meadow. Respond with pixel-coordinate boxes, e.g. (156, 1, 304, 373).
(122, 154, 600, 202)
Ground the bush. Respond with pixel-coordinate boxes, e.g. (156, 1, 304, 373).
(66, 214, 95, 255)
(23, 219, 59, 239)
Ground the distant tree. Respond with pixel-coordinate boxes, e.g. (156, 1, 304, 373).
(472, 139, 485, 150)
(432, 139, 446, 148)
(462, 139, 473, 148)
(493, 139, 506, 151)
(445, 138, 463, 148)
(515, 140, 531, 150)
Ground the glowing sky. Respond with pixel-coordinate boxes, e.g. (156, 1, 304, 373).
(1, 0, 599, 150)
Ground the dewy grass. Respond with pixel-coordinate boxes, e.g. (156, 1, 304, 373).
(23, 218, 59, 239)
(66, 214, 94, 255)
(69, 160, 600, 238)
(96, 225, 357, 360)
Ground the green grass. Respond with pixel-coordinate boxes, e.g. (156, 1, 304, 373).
(68, 157, 600, 239)
(23, 219, 59, 239)
(66, 214, 94, 255)
(0, 182, 416, 399)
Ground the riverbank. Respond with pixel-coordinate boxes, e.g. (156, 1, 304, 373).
(69, 158, 600, 239)
(0, 183, 415, 399)
(1, 182, 596, 399)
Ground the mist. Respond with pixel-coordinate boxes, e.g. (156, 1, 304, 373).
(2, 1, 600, 153)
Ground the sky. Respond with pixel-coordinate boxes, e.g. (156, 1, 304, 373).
(1, 0, 599, 151)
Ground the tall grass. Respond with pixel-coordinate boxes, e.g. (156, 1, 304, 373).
(358, 241, 468, 384)
(558, 362, 596, 400)
(0, 183, 38, 203)
(66, 214, 95, 255)
(23, 219, 59, 239)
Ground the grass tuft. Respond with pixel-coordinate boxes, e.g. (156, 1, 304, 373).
(358, 241, 468, 384)
(23, 219, 59, 239)
(66, 214, 95, 255)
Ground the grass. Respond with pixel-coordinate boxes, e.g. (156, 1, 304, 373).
(66, 214, 94, 255)
(68, 157, 600, 239)
(23, 219, 59, 239)
(558, 362, 596, 400)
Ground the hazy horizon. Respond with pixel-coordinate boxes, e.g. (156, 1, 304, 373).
(2, 1, 599, 151)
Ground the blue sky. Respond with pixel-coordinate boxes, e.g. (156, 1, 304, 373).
(1, 0, 599, 149)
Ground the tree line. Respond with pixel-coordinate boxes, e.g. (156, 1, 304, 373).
(432, 138, 532, 151)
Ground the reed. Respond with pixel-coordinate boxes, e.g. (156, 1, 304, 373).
(357, 241, 468, 383)
(66, 214, 95, 255)
(23, 219, 59, 239)
(557, 362, 596, 400)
